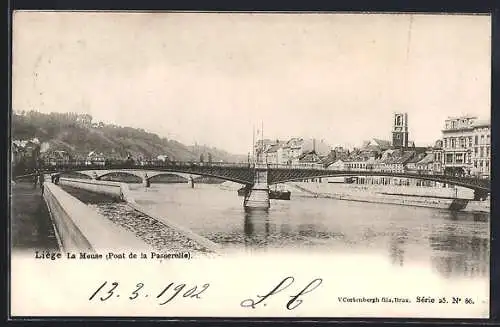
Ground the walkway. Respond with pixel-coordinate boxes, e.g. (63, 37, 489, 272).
(11, 182, 59, 251)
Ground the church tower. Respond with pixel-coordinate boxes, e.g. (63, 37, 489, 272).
(392, 113, 408, 148)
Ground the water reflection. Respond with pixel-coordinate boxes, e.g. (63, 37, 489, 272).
(429, 218, 489, 278)
(389, 228, 408, 267)
(125, 184, 489, 280)
(244, 209, 270, 247)
(447, 210, 489, 223)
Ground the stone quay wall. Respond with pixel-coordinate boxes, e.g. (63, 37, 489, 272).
(43, 182, 151, 252)
(57, 178, 220, 253)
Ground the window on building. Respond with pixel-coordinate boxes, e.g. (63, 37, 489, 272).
(444, 139, 448, 148)
(446, 153, 453, 163)
(475, 135, 478, 145)
(486, 161, 489, 169)
(474, 160, 477, 168)
(487, 135, 490, 144)
(474, 147, 478, 156)
(451, 138, 456, 148)
(455, 153, 463, 164)
(487, 146, 490, 157)
(468, 137, 472, 147)
(481, 135, 484, 143)
(480, 147, 484, 157)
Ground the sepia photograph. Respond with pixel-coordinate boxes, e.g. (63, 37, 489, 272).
(10, 11, 490, 318)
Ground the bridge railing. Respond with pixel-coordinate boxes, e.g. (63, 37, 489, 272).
(25, 161, 490, 184)
(36, 161, 252, 170)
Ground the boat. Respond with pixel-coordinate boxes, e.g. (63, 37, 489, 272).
(238, 186, 250, 196)
(270, 189, 291, 200)
(237, 186, 291, 200)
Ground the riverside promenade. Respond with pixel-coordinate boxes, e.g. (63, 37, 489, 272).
(11, 182, 59, 251)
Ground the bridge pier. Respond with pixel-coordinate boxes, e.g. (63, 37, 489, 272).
(142, 173, 151, 188)
(473, 189, 489, 201)
(189, 175, 194, 188)
(244, 167, 270, 210)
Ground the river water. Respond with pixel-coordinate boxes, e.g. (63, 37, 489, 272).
(127, 183, 489, 280)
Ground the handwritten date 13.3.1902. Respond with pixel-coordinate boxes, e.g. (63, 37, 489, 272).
(88, 281, 210, 305)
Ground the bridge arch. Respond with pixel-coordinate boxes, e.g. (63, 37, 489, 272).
(57, 171, 93, 179)
(96, 171, 144, 182)
(48, 167, 252, 185)
(146, 173, 189, 183)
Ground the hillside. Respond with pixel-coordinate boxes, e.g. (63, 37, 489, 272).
(12, 111, 247, 162)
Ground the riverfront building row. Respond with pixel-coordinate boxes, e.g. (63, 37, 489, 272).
(254, 113, 490, 179)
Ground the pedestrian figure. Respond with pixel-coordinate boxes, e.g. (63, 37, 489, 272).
(33, 173, 38, 189)
(39, 173, 45, 195)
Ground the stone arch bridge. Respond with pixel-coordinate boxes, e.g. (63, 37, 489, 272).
(18, 162, 491, 208)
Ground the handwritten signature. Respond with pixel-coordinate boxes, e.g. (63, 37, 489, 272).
(240, 276, 323, 310)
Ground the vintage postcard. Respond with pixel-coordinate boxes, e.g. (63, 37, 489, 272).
(10, 11, 491, 318)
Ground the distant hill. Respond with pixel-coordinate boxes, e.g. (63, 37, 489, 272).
(12, 111, 247, 162)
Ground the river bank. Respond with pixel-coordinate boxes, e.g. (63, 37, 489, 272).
(286, 182, 489, 213)
(60, 185, 217, 256)
(219, 181, 489, 213)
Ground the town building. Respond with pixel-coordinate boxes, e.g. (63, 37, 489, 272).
(326, 159, 347, 171)
(265, 143, 282, 165)
(405, 152, 426, 173)
(301, 139, 331, 157)
(321, 147, 349, 168)
(415, 152, 436, 174)
(76, 114, 93, 128)
(85, 151, 106, 166)
(378, 149, 415, 173)
(363, 138, 392, 152)
(441, 115, 490, 178)
(287, 138, 304, 161)
(157, 155, 169, 162)
(43, 150, 72, 166)
(256, 137, 332, 166)
(392, 113, 409, 148)
(297, 150, 323, 168)
(430, 140, 444, 174)
(471, 119, 491, 178)
(254, 139, 279, 163)
(11, 138, 41, 168)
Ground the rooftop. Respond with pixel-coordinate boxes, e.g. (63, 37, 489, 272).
(473, 119, 491, 128)
(416, 153, 435, 165)
(446, 115, 478, 120)
(380, 150, 415, 164)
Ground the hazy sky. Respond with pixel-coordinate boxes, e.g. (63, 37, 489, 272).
(13, 12, 491, 154)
